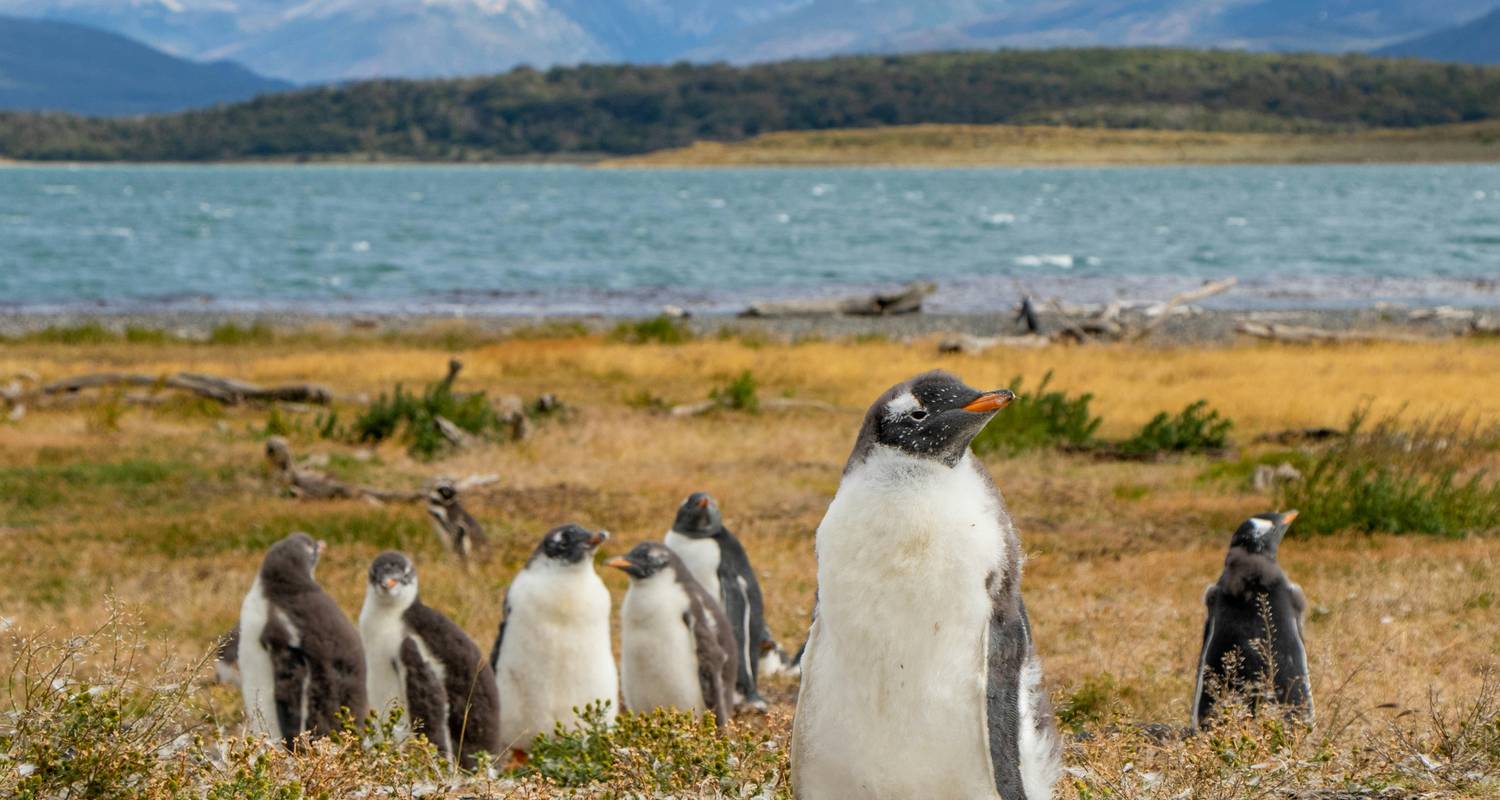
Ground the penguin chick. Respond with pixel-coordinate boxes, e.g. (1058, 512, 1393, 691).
(426, 478, 488, 561)
(238, 532, 367, 747)
(214, 626, 241, 687)
(489, 524, 618, 756)
(359, 552, 501, 768)
(607, 542, 737, 731)
(664, 492, 780, 710)
(791, 370, 1060, 800)
(1193, 510, 1312, 729)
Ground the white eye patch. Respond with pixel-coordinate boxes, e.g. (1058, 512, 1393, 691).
(884, 391, 921, 422)
(1249, 518, 1274, 536)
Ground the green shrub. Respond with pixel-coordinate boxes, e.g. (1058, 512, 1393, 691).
(522, 702, 785, 795)
(207, 322, 275, 345)
(1056, 673, 1121, 734)
(23, 322, 118, 345)
(1121, 400, 1233, 456)
(1279, 409, 1500, 536)
(610, 315, 692, 345)
(122, 325, 171, 344)
(971, 372, 1101, 456)
(710, 370, 759, 413)
(351, 377, 502, 461)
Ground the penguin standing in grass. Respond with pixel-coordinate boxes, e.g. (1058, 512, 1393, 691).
(1193, 510, 1312, 729)
(607, 542, 737, 730)
(427, 479, 488, 561)
(359, 552, 501, 768)
(489, 524, 617, 758)
(213, 627, 241, 687)
(238, 532, 367, 746)
(664, 492, 782, 710)
(792, 371, 1060, 800)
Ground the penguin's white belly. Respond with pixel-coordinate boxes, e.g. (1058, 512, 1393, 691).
(359, 613, 410, 738)
(620, 576, 704, 714)
(794, 452, 1007, 799)
(238, 579, 282, 741)
(495, 566, 618, 751)
(664, 531, 722, 604)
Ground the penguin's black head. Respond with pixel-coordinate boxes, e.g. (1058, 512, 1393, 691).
(367, 551, 417, 595)
(605, 542, 675, 580)
(672, 492, 722, 537)
(427, 478, 458, 507)
(853, 370, 1014, 468)
(536, 523, 609, 566)
(262, 531, 324, 584)
(1230, 510, 1298, 558)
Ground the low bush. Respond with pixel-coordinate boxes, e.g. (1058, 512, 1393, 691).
(610, 315, 693, 345)
(971, 372, 1101, 456)
(710, 370, 760, 413)
(352, 379, 501, 461)
(206, 322, 275, 346)
(1279, 409, 1500, 536)
(1121, 400, 1233, 457)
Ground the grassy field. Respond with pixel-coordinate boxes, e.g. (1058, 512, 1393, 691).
(604, 121, 1500, 167)
(2, 327, 1498, 797)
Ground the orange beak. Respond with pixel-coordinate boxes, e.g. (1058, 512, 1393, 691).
(382, 577, 399, 590)
(604, 557, 632, 571)
(315, 540, 327, 557)
(696, 496, 710, 509)
(588, 531, 610, 547)
(962, 390, 1015, 413)
(1280, 510, 1299, 525)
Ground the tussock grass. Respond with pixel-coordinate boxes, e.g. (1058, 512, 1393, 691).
(972, 372, 1101, 455)
(1, 334, 1498, 796)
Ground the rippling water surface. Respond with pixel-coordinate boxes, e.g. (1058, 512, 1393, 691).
(2, 164, 1497, 313)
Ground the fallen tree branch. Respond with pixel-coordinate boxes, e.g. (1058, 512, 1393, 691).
(741, 281, 936, 318)
(1129, 277, 1237, 341)
(1236, 322, 1431, 344)
(938, 334, 1051, 355)
(37, 371, 331, 405)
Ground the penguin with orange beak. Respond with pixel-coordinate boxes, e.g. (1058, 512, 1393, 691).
(359, 552, 500, 768)
(1192, 510, 1312, 729)
(791, 371, 1060, 799)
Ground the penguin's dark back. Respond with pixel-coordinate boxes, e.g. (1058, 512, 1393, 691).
(282, 588, 368, 728)
(1204, 568, 1309, 708)
(404, 601, 502, 763)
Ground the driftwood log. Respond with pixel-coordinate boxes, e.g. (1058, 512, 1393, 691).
(36, 372, 331, 405)
(1236, 322, 1430, 344)
(741, 281, 936, 318)
(938, 334, 1050, 355)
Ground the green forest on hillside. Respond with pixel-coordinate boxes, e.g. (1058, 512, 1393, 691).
(2, 48, 1499, 161)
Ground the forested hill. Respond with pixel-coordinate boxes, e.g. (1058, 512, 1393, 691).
(3, 48, 1499, 162)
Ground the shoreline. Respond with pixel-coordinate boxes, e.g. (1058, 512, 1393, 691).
(1, 306, 1490, 347)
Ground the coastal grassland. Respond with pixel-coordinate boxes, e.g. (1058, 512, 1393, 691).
(1, 331, 1498, 796)
(604, 120, 1500, 167)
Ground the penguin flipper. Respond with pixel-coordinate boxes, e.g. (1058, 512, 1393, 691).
(685, 611, 733, 731)
(718, 568, 758, 702)
(1193, 585, 1221, 729)
(985, 593, 1039, 800)
(400, 636, 453, 759)
(488, 594, 511, 671)
(262, 615, 309, 747)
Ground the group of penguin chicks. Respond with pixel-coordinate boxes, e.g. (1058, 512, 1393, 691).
(222, 370, 1313, 800)
(218, 489, 790, 771)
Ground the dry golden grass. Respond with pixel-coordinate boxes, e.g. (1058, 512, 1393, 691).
(603, 121, 1500, 167)
(2, 332, 1498, 796)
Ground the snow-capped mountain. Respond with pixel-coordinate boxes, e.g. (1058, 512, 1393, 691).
(2, 0, 1495, 85)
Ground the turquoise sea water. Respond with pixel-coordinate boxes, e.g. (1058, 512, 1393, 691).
(1, 163, 1497, 313)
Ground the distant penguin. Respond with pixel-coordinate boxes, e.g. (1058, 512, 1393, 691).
(359, 552, 502, 768)
(238, 532, 367, 746)
(489, 524, 617, 756)
(663, 492, 781, 710)
(427, 479, 487, 561)
(214, 626, 241, 687)
(607, 542, 737, 730)
(1193, 510, 1312, 729)
(791, 371, 1061, 800)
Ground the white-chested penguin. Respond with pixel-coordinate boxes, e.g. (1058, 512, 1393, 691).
(791, 371, 1060, 800)
(238, 532, 367, 746)
(1193, 510, 1312, 729)
(489, 523, 617, 758)
(606, 542, 737, 730)
(360, 552, 501, 768)
(427, 479, 487, 561)
(664, 492, 783, 710)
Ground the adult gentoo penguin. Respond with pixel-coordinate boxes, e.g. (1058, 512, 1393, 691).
(426, 479, 487, 561)
(1192, 510, 1312, 729)
(606, 542, 737, 730)
(791, 371, 1060, 800)
(664, 492, 781, 709)
(238, 532, 367, 746)
(489, 523, 617, 757)
(359, 552, 501, 768)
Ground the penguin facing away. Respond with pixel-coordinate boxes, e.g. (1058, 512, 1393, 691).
(791, 371, 1061, 800)
(238, 532, 367, 746)
(664, 492, 781, 709)
(606, 542, 737, 730)
(489, 524, 618, 755)
(1193, 510, 1312, 729)
(359, 552, 501, 768)
(426, 479, 487, 561)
